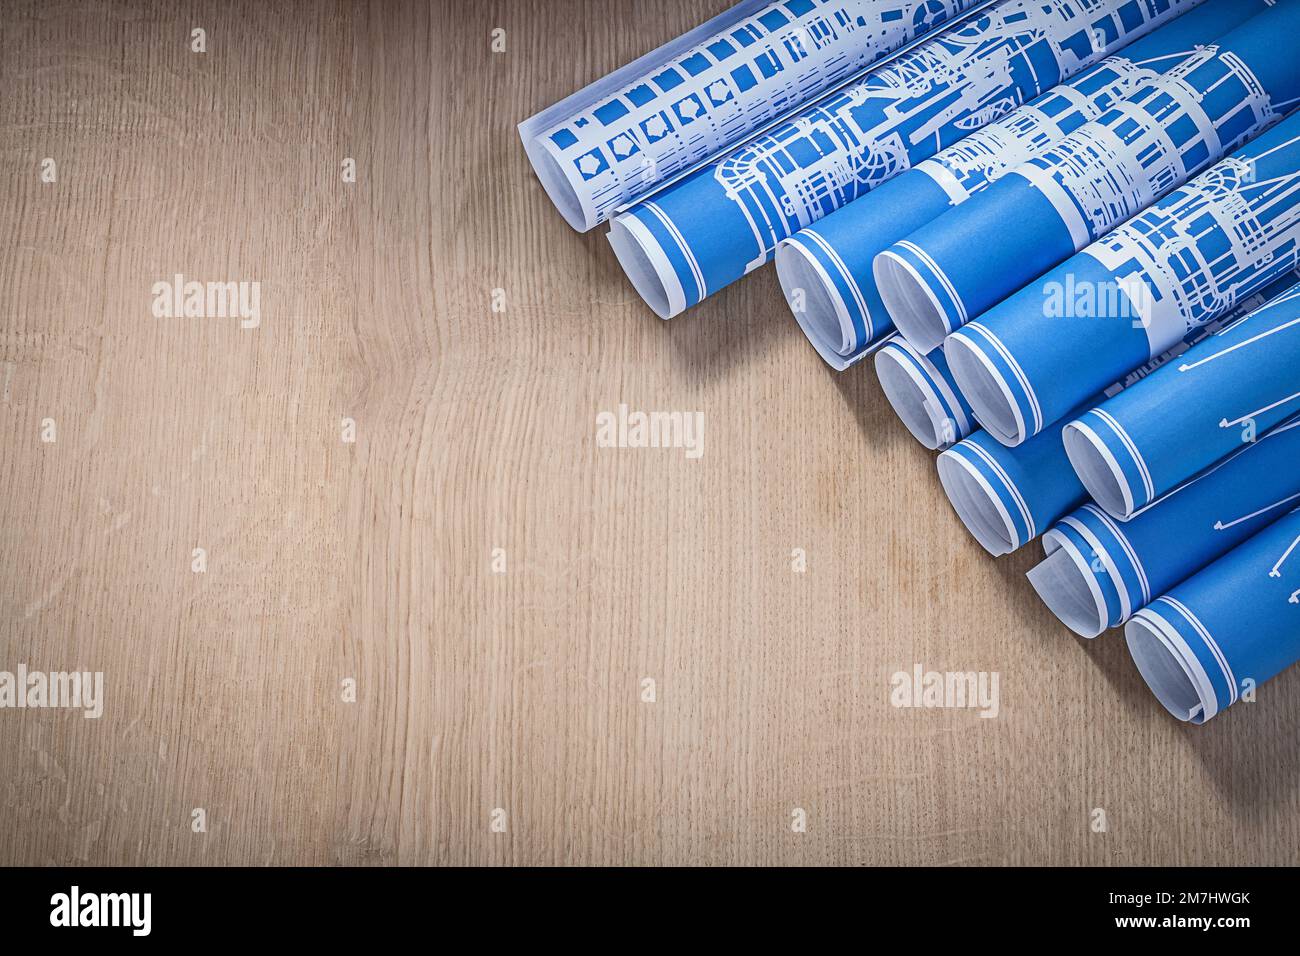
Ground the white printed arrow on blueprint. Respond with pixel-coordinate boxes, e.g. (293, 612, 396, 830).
(1217, 494, 1300, 533)
(1179, 316, 1300, 372)
(1271, 534, 1300, 578)
(1221, 390, 1300, 429)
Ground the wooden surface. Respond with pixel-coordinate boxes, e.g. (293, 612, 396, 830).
(2, 0, 1298, 867)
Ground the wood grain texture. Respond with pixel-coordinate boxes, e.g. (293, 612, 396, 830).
(1, 0, 1298, 867)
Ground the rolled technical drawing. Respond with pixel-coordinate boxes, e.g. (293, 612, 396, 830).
(1126, 506, 1300, 724)
(936, 410, 1088, 556)
(1030, 417, 1300, 639)
(520, 1, 986, 232)
(777, 0, 1255, 368)
(879, 0, 1300, 353)
(932, 274, 1297, 553)
(873, 336, 975, 450)
(946, 109, 1300, 448)
(1095, 269, 1300, 398)
(608, 0, 1192, 319)
(1066, 281, 1300, 518)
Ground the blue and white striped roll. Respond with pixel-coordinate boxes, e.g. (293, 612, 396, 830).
(520, 1, 984, 232)
(878, 0, 1300, 354)
(936, 411, 1088, 556)
(1066, 281, 1300, 519)
(932, 275, 1294, 551)
(1127, 506, 1300, 723)
(778, 0, 1258, 368)
(1030, 417, 1300, 638)
(608, 0, 1192, 318)
(946, 109, 1300, 448)
(873, 336, 975, 450)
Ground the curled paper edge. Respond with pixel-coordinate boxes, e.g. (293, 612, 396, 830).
(519, 134, 595, 234)
(936, 448, 1019, 557)
(775, 236, 863, 370)
(874, 340, 970, 451)
(1026, 529, 1108, 639)
(1062, 418, 1138, 518)
(945, 326, 1030, 447)
(875, 246, 954, 355)
(1126, 610, 1218, 723)
(607, 214, 683, 320)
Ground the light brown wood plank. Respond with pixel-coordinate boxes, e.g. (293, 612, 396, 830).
(1, 0, 1298, 866)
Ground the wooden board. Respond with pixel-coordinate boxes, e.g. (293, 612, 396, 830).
(2, 0, 1297, 866)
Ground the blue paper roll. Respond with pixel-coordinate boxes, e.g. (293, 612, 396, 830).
(936, 410, 1089, 556)
(520, 1, 984, 232)
(933, 273, 1295, 550)
(946, 109, 1300, 448)
(608, 0, 1196, 319)
(879, 0, 1300, 353)
(1126, 506, 1300, 723)
(873, 336, 975, 450)
(1030, 417, 1300, 638)
(1066, 281, 1300, 518)
(778, 0, 1259, 368)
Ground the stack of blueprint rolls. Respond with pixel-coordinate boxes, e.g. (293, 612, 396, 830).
(521, 0, 1300, 725)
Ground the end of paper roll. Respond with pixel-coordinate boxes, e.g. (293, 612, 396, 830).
(936, 449, 1017, 557)
(874, 248, 950, 355)
(519, 131, 594, 233)
(1062, 420, 1136, 519)
(1125, 612, 1215, 724)
(1026, 539, 1107, 639)
(944, 330, 1027, 447)
(775, 237, 860, 370)
(607, 214, 683, 319)
(875, 344, 953, 451)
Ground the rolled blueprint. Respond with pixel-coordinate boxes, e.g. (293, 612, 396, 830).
(778, 0, 1252, 368)
(946, 109, 1300, 448)
(878, 0, 1300, 353)
(1029, 417, 1300, 638)
(936, 410, 1088, 556)
(608, 0, 1190, 319)
(1126, 506, 1300, 724)
(1066, 281, 1300, 518)
(519, 0, 983, 232)
(933, 274, 1296, 552)
(873, 336, 975, 450)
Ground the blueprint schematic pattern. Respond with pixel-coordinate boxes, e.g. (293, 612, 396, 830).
(1066, 281, 1300, 518)
(945, 110, 1300, 449)
(521, 0, 981, 231)
(877, 0, 1300, 354)
(609, 0, 1195, 318)
(1127, 506, 1300, 723)
(1030, 416, 1300, 639)
(778, 0, 1248, 369)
